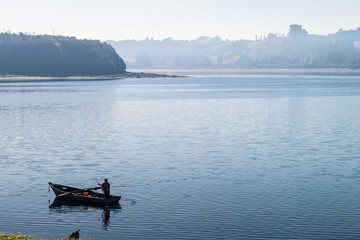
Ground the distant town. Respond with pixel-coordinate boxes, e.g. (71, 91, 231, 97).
(109, 25, 360, 70)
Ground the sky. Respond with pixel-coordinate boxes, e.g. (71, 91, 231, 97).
(1, 0, 360, 41)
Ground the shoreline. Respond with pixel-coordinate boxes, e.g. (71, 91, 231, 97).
(0, 71, 185, 82)
(2, 68, 360, 82)
(0, 232, 87, 240)
(129, 68, 360, 76)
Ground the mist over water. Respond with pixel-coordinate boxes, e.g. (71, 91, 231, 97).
(110, 26, 360, 70)
(1, 75, 360, 239)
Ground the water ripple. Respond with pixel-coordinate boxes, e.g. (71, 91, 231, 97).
(1, 76, 360, 239)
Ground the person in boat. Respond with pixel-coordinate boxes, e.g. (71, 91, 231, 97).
(99, 178, 110, 198)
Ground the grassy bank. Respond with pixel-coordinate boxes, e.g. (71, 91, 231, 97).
(0, 71, 185, 82)
(0, 233, 86, 240)
(0, 233, 32, 240)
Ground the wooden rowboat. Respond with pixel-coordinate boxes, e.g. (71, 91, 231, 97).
(49, 196, 121, 209)
(49, 182, 121, 206)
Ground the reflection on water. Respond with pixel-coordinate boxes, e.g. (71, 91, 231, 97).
(49, 197, 121, 231)
(1, 76, 360, 239)
(102, 208, 110, 230)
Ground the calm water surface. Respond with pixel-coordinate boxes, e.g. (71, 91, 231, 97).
(1, 75, 360, 239)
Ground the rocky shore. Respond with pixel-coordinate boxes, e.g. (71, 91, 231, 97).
(0, 71, 186, 82)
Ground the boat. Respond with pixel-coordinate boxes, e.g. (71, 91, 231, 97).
(49, 196, 121, 209)
(48, 182, 121, 206)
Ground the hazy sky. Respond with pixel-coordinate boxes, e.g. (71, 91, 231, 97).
(1, 0, 360, 41)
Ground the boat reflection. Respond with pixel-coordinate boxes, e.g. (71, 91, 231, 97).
(49, 197, 121, 229)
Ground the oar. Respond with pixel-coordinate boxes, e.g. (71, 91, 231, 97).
(57, 187, 100, 197)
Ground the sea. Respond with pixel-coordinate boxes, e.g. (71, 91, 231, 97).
(0, 74, 360, 239)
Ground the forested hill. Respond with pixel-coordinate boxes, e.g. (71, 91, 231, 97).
(109, 25, 360, 69)
(0, 33, 126, 76)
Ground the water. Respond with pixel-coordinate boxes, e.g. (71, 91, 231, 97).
(1, 75, 360, 239)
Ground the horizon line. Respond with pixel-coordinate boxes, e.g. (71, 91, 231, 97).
(2, 25, 360, 42)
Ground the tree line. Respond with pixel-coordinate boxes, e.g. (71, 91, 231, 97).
(109, 25, 360, 69)
(0, 33, 126, 76)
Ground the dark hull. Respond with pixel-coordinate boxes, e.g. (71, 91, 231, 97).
(49, 197, 121, 209)
(49, 182, 121, 206)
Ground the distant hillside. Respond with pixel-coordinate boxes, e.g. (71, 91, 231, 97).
(109, 25, 360, 69)
(0, 33, 126, 76)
